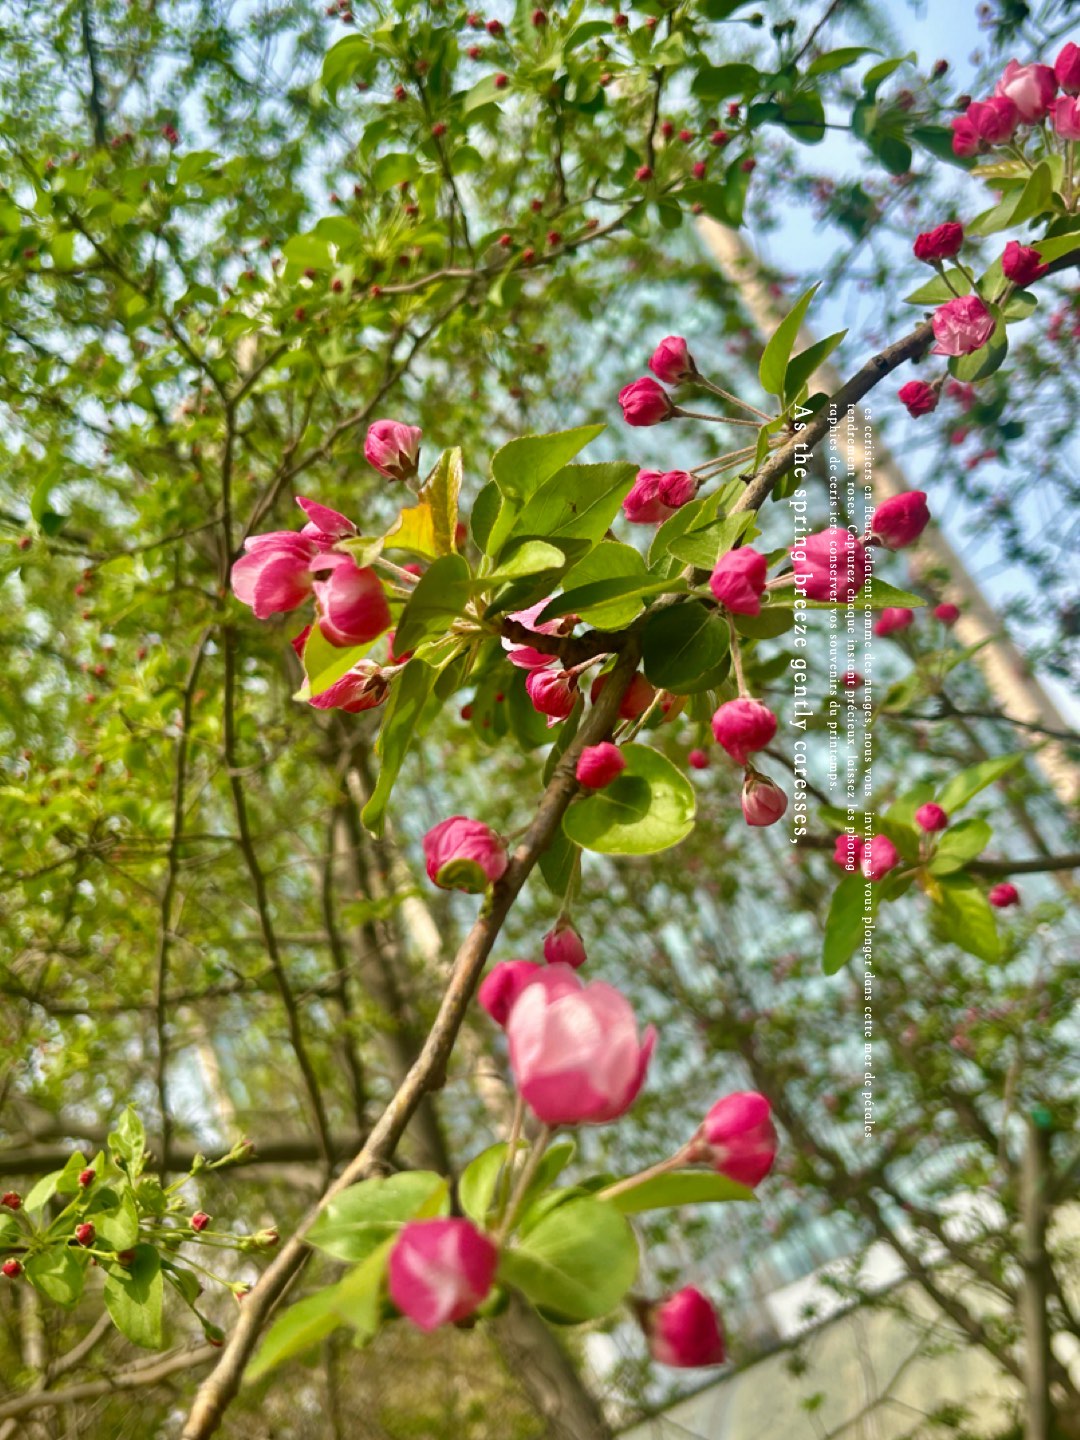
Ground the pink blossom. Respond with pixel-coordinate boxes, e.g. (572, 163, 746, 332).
(525, 667, 577, 722)
(308, 662, 388, 713)
(791, 527, 870, 603)
(296, 497, 356, 540)
(656, 470, 697, 509)
(874, 606, 915, 637)
(950, 115, 981, 157)
(388, 1219, 498, 1331)
(590, 671, 656, 719)
(740, 771, 788, 827)
(966, 96, 1020, 144)
(618, 378, 676, 427)
(931, 296, 995, 357)
(364, 419, 423, 481)
(988, 882, 1020, 908)
(898, 380, 938, 417)
(478, 960, 544, 1026)
(915, 802, 949, 833)
(502, 599, 564, 670)
(1002, 241, 1048, 286)
(623, 469, 677, 524)
(709, 547, 768, 615)
(648, 336, 696, 385)
(231, 532, 323, 619)
(869, 491, 930, 549)
(506, 966, 655, 1126)
(311, 555, 392, 647)
(688, 748, 710, 770)
(1052, 95, 1080, 139)
(423, 816, 508, 893)
(576, 742, 626, 789)
(995, 60, 1057, 122)
(647, 1287, 726, 1368)
(691, 1091, 778, 1187)
(913, 222, 963, 262)
(862, 835, 900, 882)
(934, 602, 961, 625)
(711, 698, 777, 766)
(543, 919, 588, 968)
(833, 833, 863, 870)
(1055, 41, 1080, 94)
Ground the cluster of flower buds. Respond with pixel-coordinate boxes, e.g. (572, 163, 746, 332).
(617, 336, 697, 429)
(952, 49, 1080, 155)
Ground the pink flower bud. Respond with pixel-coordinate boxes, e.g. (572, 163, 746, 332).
(791, 527, 870, 603)
(874, 606, 915, 637)
(995, 60, 1057, 122)
(623, 469, 676, 525)
(78, 1168, 95, 1188)
(711, 698, 777, 766)
(648, 336, 696, 385)
(897, 380, 938, 417)
(842, 671, 863, 688)
(988, 882, 1020, 908)
(423, 816, 508, 893)
(934, 602, 961, 625)
(646, 1287, 726, 1368)
(543, 918, 588, 969)
(2, 1260, 22, 1279)
(191, 1211, 211, 1232)
(525, 667, 577, 722)
(915, 802, 949, 832)
(576, 742, 626, 789)
(363, 419, 422, 481)
(388, 1218, 498, 1331)
(502, 598, 566, 669)
(1053, 94, 1080, 139)
(1002, 240, 1048, 287)
(74, 1223, 95, 1247)
(590, 671, 656, 719)
(708, 547, 768, 615)
(1, 1192, 21, 1211)
(656, 469, 697, 509)
(913, 222, 963, 262)
(869, 491, 930, 549)
(950, 114, 980, 156)
(1056, 42, 1080, 94)
(833, 833, 863, 870)
(506, 967, 655, 1126)
(966, 95, 1020, 144)
(931, 295, 995, 357)
(861, 835, 900, 882)
(692, 160, 707, 179)
(740, 771, 788, 827)
(618, 378, 675, 427)
(478, 960, 544, 1026)
(307, 661, 388, 714)
(687, 748, 710, 770)
(311, 556, 392, 647)
(691, 1091, 777, 1186)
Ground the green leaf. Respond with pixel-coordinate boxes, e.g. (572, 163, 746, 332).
(89, 1188, 140, 1250)
(498, 1197, 638, 1322)
(641, 602, 730, 695)
(459, 1143, 520, 1227)
(104, 1245, 163, 1348)
(1011, 161, 1053, 226)
(928, 818, 993, 875)
(22, 1170, 63, 1214)
(691, 63, 761, 100)
(484, 541, 567, 584)
(538, 575, 680, 624)
(302, 628, 375, 700)
(760, 284, 819, 397)
(361, 661, 436, 836)
(784, 331, 847, 401)
(502, 462, 637, 556)
(936, 754, 1022, 814)
(471, 481, 506, 556)
(108, 1108, 146, 1170)
(321, 35, 374, 101)
(307, 1172, 448, 1262)
(420, 448, 463, 557)
(563, 744, 695, 855)
(823, 872, 869, 975)
(491, 425, 605, 501)
(604, 1170, 754, 1213)
(933, 876, 1001, 962)
(556, 541, 649, 628)
(667, 511, 757, 570)
(903, 269, 971, 305)
(371, 153, 420, 192)
(807, 47, 876, 76)
(26, 1246, 86, 1308)
(393, 554, 471, 655)
(778, 91, 826, 144)
(862, 53, 913, 99)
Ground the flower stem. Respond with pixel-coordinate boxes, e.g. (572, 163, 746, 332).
(694, 377, 773, 421)
(495, 1096, 526, 1223)
(597, 1148, 691, 1202)
(675, 407, 761, 428)
(497, 1125, 552, 1243)
(727, 618, 749, 697)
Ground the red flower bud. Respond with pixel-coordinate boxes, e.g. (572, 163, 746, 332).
(78, 1168, 95, 1188)
(897, 380, 938, 417)
(1, 1192, 21, 1211)
(989, 882, 1020, 908)
(2, 1260, 22, 1279)
(688, 749, 710, 770)
(869, 490, 930, 549)
(1002, 240, 1048, 287)
(576, 741, 626, 790)
(635, 164, 653, 182)
(74, 1223, 95, 1247)
(915, 803, 949, 833)
(543, 918, 588, 969)
(191, 1211, 211, 1232)
(934, 602, 961, 625)
(874, 606, 915, 637)
(646, 1287, 726, 1368)
(711, 698, 777, 766)
(913, 222, 964, 263)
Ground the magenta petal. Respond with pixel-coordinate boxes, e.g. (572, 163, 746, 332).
(296, 497, 355, 538)
(249, 553, 316, 618)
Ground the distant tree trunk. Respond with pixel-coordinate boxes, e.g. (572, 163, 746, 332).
(1022, 1117, 1051, 1440)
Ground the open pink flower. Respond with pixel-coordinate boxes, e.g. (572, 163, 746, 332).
(506, 966, 655, 1126)
(931, 296, 995, 357)
(965, 96, 1019, 144)
(647, 1288, 726, 1368)
(311, 555, 392, 647)
(502, 599, 565, 669)
(296, 497, 356, 540)
(690, 1091, 778, 1187)
(388, 1219, 497, 1331)
(478, 960, 544, 1026)
(364, 420, 422, 481)
(995, 60, 1057, 122)
(791, 527, 869, 603)
(423, 817, 508, 893)
(231, 532, 323, 619)
(709, 547, 768, 615)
